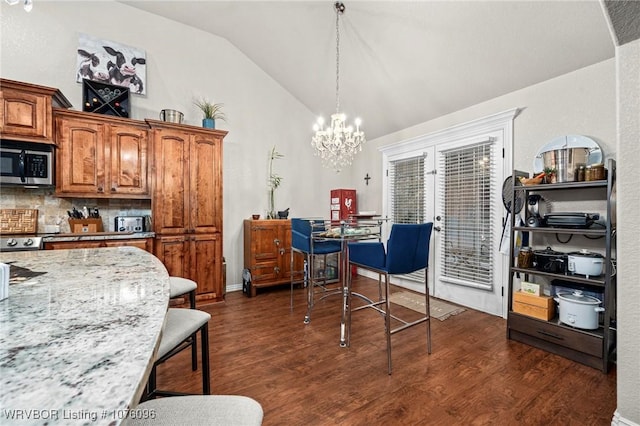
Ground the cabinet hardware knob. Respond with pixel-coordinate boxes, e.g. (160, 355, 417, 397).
(279, 248, 285, 255)
(111, 187, 116, 191)
(97, 187, 103, 192)
(274, 239, 280, 246)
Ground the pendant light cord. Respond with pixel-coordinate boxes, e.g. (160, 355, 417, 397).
(335, 2, 342, 114)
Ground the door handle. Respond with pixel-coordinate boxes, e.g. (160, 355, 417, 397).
(434, 226, 442, 232)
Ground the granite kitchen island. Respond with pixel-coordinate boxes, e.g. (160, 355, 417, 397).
(0, 247, 170, 425)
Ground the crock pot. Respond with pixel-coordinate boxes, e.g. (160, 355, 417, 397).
(533, 246, 567, 274)
(568, 249, 604, 278)
(555, 290, 604, 329)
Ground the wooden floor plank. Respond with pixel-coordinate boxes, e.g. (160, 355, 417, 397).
(155, 276, 617, 425)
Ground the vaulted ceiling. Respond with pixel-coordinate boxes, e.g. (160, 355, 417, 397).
(121, 1, 615, 140)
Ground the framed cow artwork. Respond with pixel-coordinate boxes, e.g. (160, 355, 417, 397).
(76, 33, 147, 95)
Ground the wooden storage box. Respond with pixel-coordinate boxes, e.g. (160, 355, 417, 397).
(69, 218, 104, 234)
(513, 291, 555, 321)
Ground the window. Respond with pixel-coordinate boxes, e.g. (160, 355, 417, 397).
(438, 140, 495, 289)
(387, 155, 427, 282)
(388, 155, 426, 224)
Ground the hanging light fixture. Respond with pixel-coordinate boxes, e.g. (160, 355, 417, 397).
(4, 0, 33, 12)
(311, 1, 365, 172)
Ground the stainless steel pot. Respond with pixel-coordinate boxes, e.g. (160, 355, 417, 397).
(159, 109, 184, 124)
(568, 250, 604, 278)
(540, 148, 591, 182)
(554, 290, 604, 329)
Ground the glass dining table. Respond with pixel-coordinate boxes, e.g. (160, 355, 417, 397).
(309, 216, 389, 347)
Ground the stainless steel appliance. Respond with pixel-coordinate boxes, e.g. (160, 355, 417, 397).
(0, 141, 54, 187)
(0, 235, 43, 252)
(114, 216, 147, 233)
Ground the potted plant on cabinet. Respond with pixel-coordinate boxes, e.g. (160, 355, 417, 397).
(267, 146, 284, 219)
(194, 98, 226, 129)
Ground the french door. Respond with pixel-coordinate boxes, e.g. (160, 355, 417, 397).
(432, 137, 504, 316)
(380, 109, 518, 317)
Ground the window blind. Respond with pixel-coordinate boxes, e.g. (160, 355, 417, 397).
(438, 140, 495, 290)
(388, 155, 427, 282)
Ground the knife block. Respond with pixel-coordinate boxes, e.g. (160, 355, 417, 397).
(69, 218, 104, 234)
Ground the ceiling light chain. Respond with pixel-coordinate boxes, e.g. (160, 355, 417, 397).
(335, 3, 340, 114)
(312, 1, 365, 173)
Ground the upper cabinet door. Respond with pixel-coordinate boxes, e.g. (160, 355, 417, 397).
(0, 79, 70, 144)
(110, 124, 149, 196)
(152, 127, 190, 234)
(0, 90, 50, 141)
(149, 120, 226, 235)
(189, 132, 222, 234)
(55, 110, 150, 199)
(56, 115, 106, 194)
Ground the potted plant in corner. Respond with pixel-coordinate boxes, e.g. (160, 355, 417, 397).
(194, 98, 226, 129)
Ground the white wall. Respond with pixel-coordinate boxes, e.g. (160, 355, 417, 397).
(349, 59, 616, 213)
(615, 37, 640, 425)
(0, 1, 351, 287)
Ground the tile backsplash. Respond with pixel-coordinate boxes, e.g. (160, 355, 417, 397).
(0, 187, 151, 233)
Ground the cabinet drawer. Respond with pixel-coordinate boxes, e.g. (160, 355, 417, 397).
(251, 262, 281, 283)
(508, 312, 602, 358)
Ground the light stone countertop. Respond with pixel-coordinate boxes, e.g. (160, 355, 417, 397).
(42, 232, 155, 243)
(0, 247, 170, 425)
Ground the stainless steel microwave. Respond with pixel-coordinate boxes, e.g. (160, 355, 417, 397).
(0, 141, 54, 187)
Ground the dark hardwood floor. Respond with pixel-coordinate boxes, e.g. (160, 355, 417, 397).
(156, 276, 617, 425)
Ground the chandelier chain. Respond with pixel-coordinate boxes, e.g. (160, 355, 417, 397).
(335, 6, 340, 114)
(311, 1, 365, 172)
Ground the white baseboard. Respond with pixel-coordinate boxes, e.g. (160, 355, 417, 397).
(226, 283, 242, 293)
(612, 410, 640, 426)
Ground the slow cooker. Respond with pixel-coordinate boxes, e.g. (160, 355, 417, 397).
(533, 246, 567, 274)
(555, 290, 604, 329)
(568, 249, 605, 278)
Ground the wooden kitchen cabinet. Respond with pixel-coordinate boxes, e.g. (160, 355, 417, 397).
(44, 237, 153, 252)
(148, 120, 224, 234)
(148, 120, 227, 303)
(0, 78, 71, 144)
(154, 233, 223, 302)
(54, 109, 150, 199)
(243, 219, 303, 297)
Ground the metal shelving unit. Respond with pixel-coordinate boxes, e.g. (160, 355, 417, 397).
(506, 159, 616, 373)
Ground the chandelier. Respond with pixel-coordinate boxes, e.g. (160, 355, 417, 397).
(311, 1, 365, 172)
(4, 0, 32, 12)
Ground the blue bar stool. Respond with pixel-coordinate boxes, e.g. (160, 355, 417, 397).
(290, 218, 342, 323)
(347, 222, 434, 374)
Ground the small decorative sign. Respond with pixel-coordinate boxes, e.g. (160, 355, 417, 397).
(521, 281, 541, 296)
